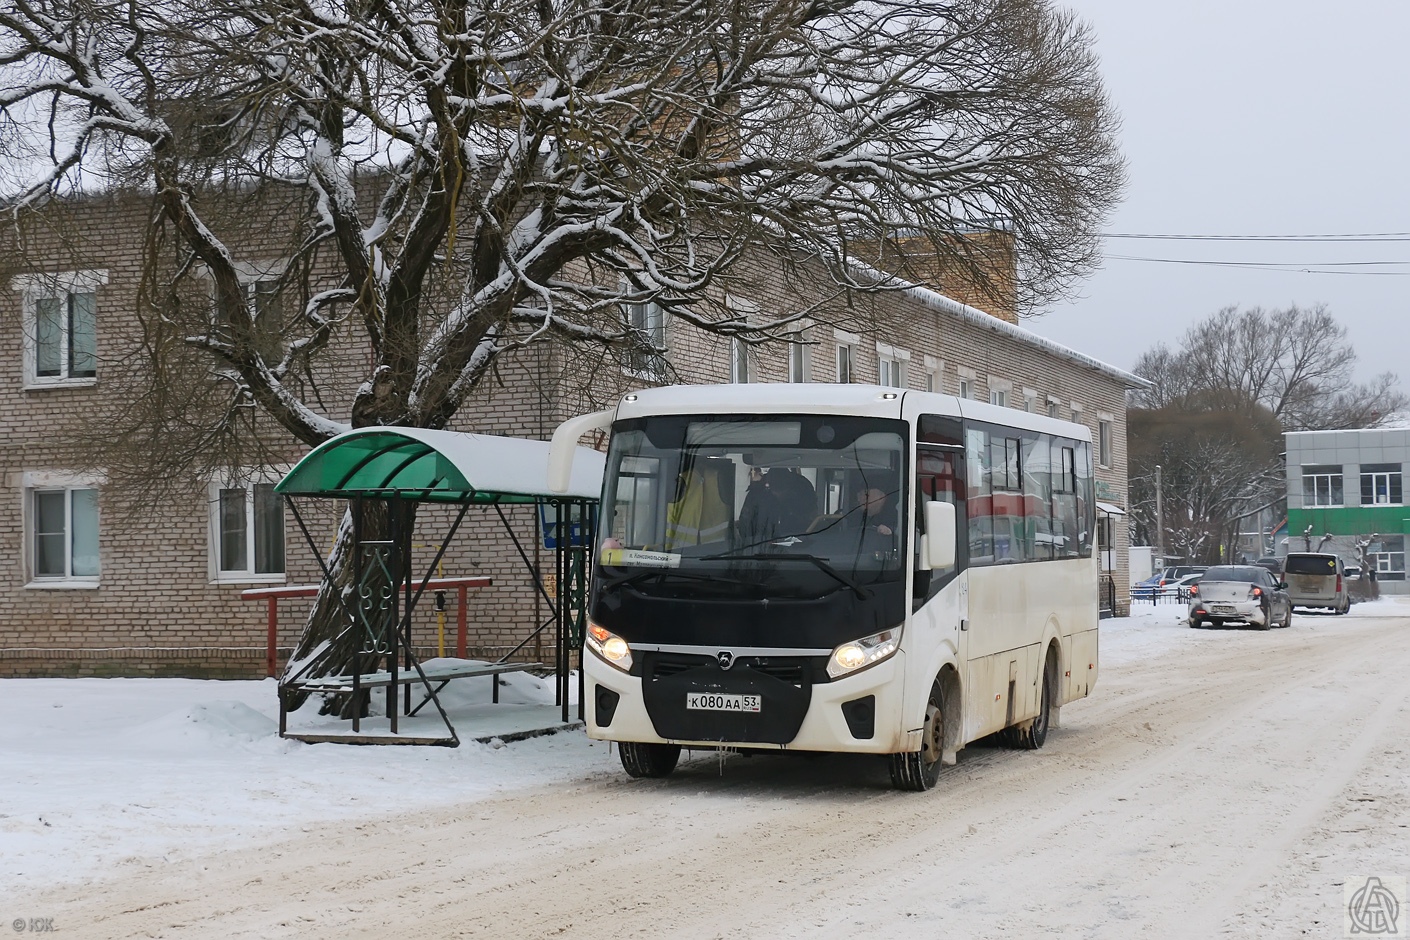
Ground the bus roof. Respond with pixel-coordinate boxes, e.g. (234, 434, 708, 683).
(611, 384, 1092, 442)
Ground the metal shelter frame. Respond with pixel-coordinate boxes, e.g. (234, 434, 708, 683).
(273, 428, 603, 746)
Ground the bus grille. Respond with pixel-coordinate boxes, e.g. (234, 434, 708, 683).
(647, 652, 811, 686)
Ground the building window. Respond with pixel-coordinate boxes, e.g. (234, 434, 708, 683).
(1360, 464, 1402, 505)
(212, 481, 285, 580)
(1023, 390, 1036, 412)
(1047, 399, 1059, 419)
(989, 388, 1008, 408)
(1302, 466, 1344, 507)
(836, 343, 855, 382)
(958, 378, 972, 400)
(730, 337, 751, 383)
(1371, 536, 1406, 580)
(623, 300, 667, 377)
(876, 342, 909, 388)
(14, 271, 107, 388)
(28, 486, 100, 584)
(1098, 419, 1113, 468)
(788, 331, 810, 383)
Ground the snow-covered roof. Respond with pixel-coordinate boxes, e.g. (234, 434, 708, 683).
(842, 255, 1151, 390)
(902, 285, 1150, 389)
(277, 428, 605, 502)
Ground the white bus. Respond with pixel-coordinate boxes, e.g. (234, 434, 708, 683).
(549, 384, 1099, 791)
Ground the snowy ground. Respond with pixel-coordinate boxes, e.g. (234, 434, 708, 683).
(4, 597, 1409, 938)
(0, 669, 619, 895)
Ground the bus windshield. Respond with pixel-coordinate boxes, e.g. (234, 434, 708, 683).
(597, 414, 908, 599)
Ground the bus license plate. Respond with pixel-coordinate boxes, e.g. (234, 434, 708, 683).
(686, 692, 761, 713)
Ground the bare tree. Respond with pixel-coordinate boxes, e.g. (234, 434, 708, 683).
(1127, 407, 1283, 565)
(1, 0, 1123, 692)
(1131, 305, 1406, 430)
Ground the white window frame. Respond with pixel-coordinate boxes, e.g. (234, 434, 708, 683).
(787, 324, 812, 383)
(988, 377, 1011, 408)
(834, 328, 860, 383)
(1098, 415, 1113, 468)
(875, 342, 910, 388)
(1047, 394, 1060, 419)
(1360, 468, 1402, 505)
(208, 470, 289, 584)
(1302, 469, 1344, 508)
(957, 366, 977, 400)
(924, 355, 942, 394)
(13, 270, 108, 390)
(726, 295, 759, 383)
(1023, 387, 1037, 413)
(622, 298, 668, 380)
(22, 470, 103, 588)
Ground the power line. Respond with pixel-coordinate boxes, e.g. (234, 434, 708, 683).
(1106, 231, 1410, 242)
(1103, 255, 1410, 276)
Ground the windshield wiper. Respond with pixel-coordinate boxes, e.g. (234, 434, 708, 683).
(699, 551, 873, 600)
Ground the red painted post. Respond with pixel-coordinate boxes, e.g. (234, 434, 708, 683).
(266, 597, 278, 678)
(457, 585, 468, 658)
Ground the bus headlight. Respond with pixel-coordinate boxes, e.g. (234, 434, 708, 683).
(586, 622, 633, 672)
(827, 627, 901, 679)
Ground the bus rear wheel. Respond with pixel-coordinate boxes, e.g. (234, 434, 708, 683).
(1002, 656, 1054, 750)
(619, 741, 681, 778)
(889, 682, 943, 792)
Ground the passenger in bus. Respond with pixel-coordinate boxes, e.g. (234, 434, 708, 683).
(738, 466, 817, 542)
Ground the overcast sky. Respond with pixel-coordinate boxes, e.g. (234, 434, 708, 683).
(1034, 0, 1410, 396)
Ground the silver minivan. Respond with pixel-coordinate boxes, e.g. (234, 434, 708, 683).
(1282, 552, 1350, 614)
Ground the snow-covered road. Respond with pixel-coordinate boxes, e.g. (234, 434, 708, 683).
(5, 599, 1409, 938)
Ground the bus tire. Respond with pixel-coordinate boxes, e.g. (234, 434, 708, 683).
(1003, 654, 1055, 751)
(619, 742, 681, 778)
(889, 681, 943, 792)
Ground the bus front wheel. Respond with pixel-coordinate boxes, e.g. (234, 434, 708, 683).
(889, 682, 943, 792)
(619, 741, 681, 778)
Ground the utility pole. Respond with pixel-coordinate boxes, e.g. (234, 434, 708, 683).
(1155, 464, 1165, 564)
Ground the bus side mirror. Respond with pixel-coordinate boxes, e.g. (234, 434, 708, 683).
(921, 501, 956, 570)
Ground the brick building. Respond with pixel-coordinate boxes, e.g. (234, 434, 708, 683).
(0, 191, 1145, 677)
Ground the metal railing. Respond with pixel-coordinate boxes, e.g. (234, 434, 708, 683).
(1128, 586, 1195, 606)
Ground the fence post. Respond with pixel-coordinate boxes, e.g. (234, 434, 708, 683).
(266, 597, 278, 678)
(457, 585, 468, 659)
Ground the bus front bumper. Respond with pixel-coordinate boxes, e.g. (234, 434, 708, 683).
(584, 651, 909, 754)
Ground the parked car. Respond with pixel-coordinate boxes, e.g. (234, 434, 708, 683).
(1131, 574, 1161, 600)
(1253, 556, 1283, 576)
(1132, 565, 1207, 601)
(1282, 552, 1351, 614)
(1188, 564, 1292, 630)
(1165, 572, 1204, 597)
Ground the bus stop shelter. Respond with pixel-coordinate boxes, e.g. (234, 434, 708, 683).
(273, 427, 604, 746)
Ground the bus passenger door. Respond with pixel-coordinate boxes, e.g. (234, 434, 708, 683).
(913, 441, 967, 669)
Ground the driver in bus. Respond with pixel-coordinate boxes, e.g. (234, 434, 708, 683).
(852, 485, 896, 538)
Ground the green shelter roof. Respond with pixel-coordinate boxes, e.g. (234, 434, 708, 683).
(277, 427, 605, 503)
